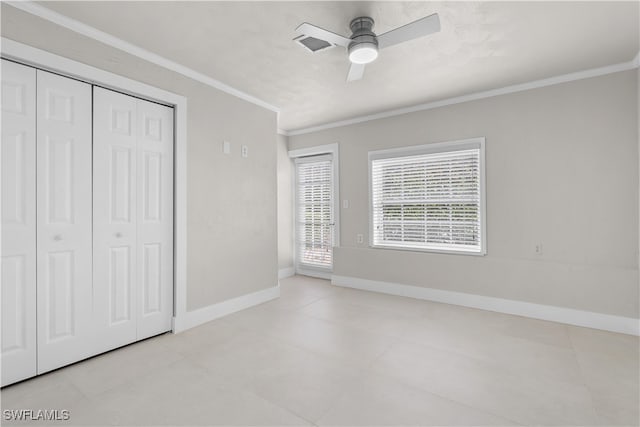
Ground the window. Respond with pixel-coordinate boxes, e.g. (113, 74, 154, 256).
(369, 138, 486, 255)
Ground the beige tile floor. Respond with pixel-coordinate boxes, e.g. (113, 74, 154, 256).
(2, 275, 639, 426)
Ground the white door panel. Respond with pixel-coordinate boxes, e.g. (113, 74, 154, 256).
(36, 70, 93, 374)
(93, 87, 137, 353)
(93, 88, 173, 347)
(136, 100, 173, 339)
(1, 60, 37, 386)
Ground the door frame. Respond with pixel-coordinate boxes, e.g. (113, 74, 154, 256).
(288, 143, 340, 280)
(1, 38, 190, 333)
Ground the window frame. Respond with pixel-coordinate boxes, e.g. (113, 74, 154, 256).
(368, 137, 487, 256)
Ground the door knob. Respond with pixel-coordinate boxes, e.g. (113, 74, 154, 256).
(53, 234, 62, 241)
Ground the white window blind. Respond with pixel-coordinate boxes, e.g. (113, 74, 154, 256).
(295, 155, 334, 269)
(370, 139, 485, 254)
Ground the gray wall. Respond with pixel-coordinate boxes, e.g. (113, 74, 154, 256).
(1, 5, 279, 311)
(277, 134, 294, 271)
(289, 70, 639, 318)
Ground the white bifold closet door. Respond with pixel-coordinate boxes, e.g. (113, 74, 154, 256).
(93, 87, 173, 353)
(1, 60, 37, 385)
(0, 63, 174, 386)
(36, 70, 94, 374)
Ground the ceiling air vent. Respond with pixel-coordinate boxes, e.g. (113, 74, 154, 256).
(294, 35, 335, 53)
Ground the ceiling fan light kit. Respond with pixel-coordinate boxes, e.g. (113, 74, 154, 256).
(294, 12, 441, 81)
(347, 17, 379, 64)
(348, 44, 378, 64)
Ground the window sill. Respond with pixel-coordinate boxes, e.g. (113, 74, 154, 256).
(370, 244, 486, 257)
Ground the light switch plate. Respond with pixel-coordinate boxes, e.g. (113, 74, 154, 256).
(223, 141, 230, 154)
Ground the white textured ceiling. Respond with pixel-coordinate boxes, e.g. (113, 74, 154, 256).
(38, 1, 639, 131)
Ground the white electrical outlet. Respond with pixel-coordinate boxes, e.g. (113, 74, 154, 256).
(357, 234, 364, 244)
(241, 145, 248, 158)
(535, 243, 543, 255)
(223, 141, 230, 154)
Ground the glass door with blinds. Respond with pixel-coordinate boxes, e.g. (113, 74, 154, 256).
(295, 154, 335, 273)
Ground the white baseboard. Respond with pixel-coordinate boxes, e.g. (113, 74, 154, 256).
(172, 284, 280, 333)
(331, 275, 640, 336)
(278, 267, 295, 279)
(296, 267, 333, 280)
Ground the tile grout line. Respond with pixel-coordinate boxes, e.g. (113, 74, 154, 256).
(243, 387, 319, 427)
(363, 325, 525, 424)
(358, 351, 525, 426)
(565, 327, 611, 423)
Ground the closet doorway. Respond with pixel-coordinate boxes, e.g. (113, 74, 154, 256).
(1, 58, 175, 386)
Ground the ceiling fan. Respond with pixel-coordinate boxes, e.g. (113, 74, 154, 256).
(293, 13, 441, 82)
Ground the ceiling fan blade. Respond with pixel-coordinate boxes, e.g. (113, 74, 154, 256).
(377, 13, 440, 49)
(347, 63, 365, 82)
(295, 22, 351, 48)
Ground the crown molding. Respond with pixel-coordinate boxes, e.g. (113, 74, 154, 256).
(10, 1, 637, 134)
(7, 1, 280, 113)
(285, 56, 640, 137)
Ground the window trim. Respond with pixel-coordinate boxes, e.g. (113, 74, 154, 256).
(368, 137, 487, 256)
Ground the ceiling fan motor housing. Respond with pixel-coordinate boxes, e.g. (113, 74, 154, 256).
(348, 17, 379, 64)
